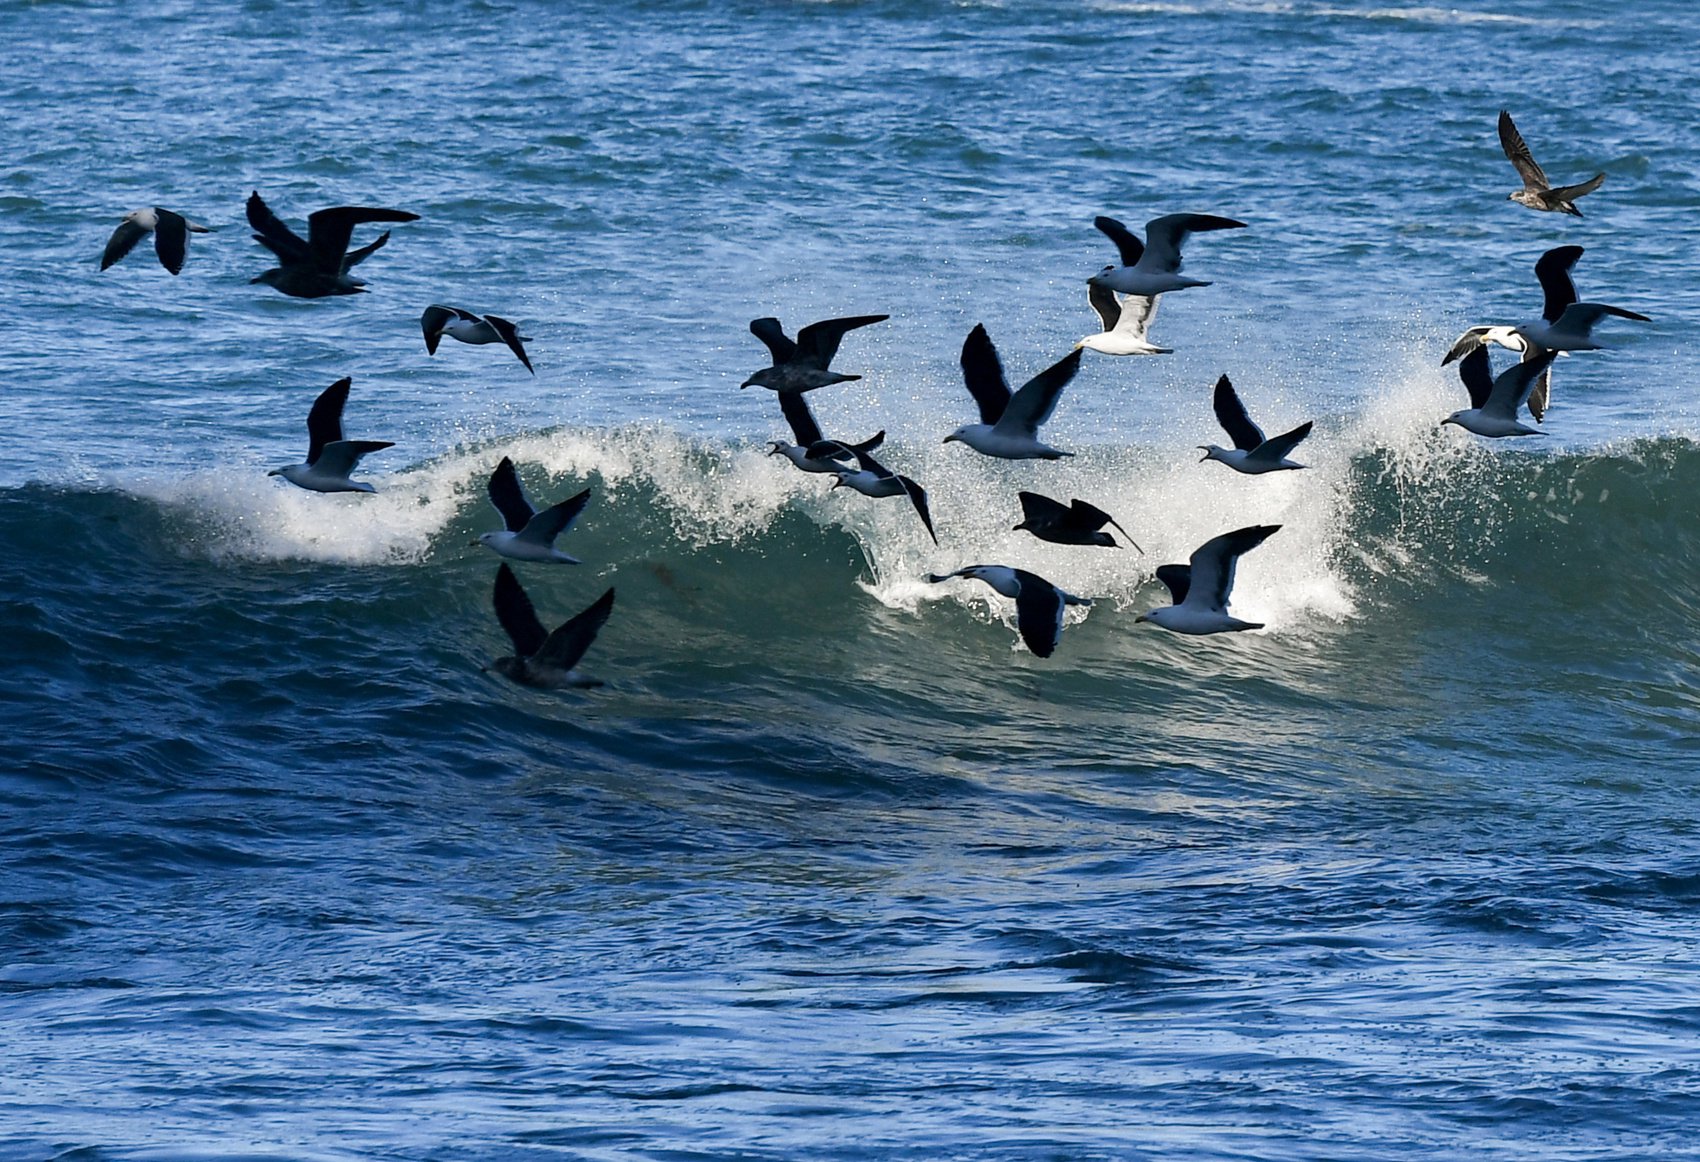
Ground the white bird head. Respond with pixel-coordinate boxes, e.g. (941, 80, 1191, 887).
(942, 427, 969, 445)
(1199, 444, 1226, 463)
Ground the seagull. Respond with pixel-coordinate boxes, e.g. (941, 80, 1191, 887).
(100, 207, 211, 275)
(421, 306, 534, 373)
(831, 445, 938, 545)
(488, 564, 614, 689)
(1013, 491, 1141, 552)
(1499, 110, 1605, 217)
(1136, 525, 1280, 635)
(1198, 375, 1312, 474)
(741, 314, 888, 393)
(476, 457, 590, 563)
(767, 391, 884, 474)
(943, 324, 1082, 460)
(267, 377, 393, 493)
(1075, 279, 1170, 356)
(1443, 246, 1649, 420)
(1087, 213, 1246, 297)
(1441, 346, 1559, 438)
(925, 565, 1090, 658)
(246, 190, 419, 298)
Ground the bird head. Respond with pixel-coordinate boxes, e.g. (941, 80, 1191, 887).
(766, 442, 788, 457)
(1198, 444, 1225, 463)
(943, 427, 969, 445)
(1086, 263, 1116, 288)
(1440, 413, 1463, 429)
(740, 369, 773, 390)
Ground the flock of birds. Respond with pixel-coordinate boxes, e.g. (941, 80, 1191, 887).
(99, 111, 1644, 681)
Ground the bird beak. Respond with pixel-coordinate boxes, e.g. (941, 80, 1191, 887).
(766, 443, 783, 456)
(266, 468, 282, 476)
(942, 434, 957, 445)
(829, 477, 844, 490)
(739, 378, 755, 389)
(1133, 613, 1148, 624)
(1071, 340, 1085, 351)
(1197, 446, 1210, 462)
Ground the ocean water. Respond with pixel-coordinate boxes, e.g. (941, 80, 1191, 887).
(4, 0, 1700, 1158)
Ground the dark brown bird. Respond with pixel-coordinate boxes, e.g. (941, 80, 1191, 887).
(1499, 111, 1604, 217)
(247, 190, 419, 297)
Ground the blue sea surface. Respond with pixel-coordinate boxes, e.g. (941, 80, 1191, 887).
(4, 1, 1700, 1159)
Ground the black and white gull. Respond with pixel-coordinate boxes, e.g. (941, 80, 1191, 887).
(943, 325, 1082, 460)
(1075, 280, 1169, 356)
(925, 565, 1090, 658)
(247, 190, 418, 298)
(488, 564, 614, 689)
(1013, 491, 1140, 552)
(1137, 525, 1280, 635)
(421, 306, 534, 373)
(268, 377, 393, 493)
(1199, 375, 1312, 474)
(831, 445, 937, 545)
(741, 314, 888, 394)
(1442, 347, 1559, 438)
(476, 457, 591, 563)
(100, 207, 211, 275)
(767, 392, 884, 475)
(1087, 213, 1246, 298)
(1499, 110, 1605, 217)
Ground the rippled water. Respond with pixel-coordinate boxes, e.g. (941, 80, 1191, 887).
(4, 0, 1700, 1158)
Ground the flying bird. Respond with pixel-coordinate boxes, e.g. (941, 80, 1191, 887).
(944, 324, 1082, 460)
(925, 565, 1091, 658)
(1198, 375, 1312, 474)
(1013, 491, 1140, 552)
(1087, 213, 1246, 298)
(831, 445, 938, 545)
(1441, 347, 1559, 438)
(100, 207, 211, 275)
(1137, 525, 1280, 635)
(421, 306, 534, 373)
(267, 377, 393, 493)
(1498, 110, 1605, 217)
(476, 457, 590, 563)
(741, 314, 888, 393)
(1075, 280, 1169, 356)
(246, 190, 419, 297)
(767, 391, 884, 475)
(488, 564, 614, 689)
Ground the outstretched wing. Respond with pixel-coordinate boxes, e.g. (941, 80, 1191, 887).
(1086, 279, 1121, 331)
(1185, 525, 1279, 613)
(897, 476, 938, 545)
(959, 323, 1012, 424)
(536, 587, 616, 671)
(1498, 110, 1549, 192)
(1154, 564, 1191, 606)
(343, 230, 391, 268)
(1548, 172, 1605, 205)
(1093, 215, 1145, 268)
(152, 209, 192, 275)
(1112, 292, 1159, 340)
(1011, 571, 1066, 659)
(778, 391, 824, 447)
(305, 376, 353, 464)
(1458, 345, 1495, 410)
(492, 563, 548, 658)
(794, 314, 887, 370)
(305, 205, 418, 272)
(1248, 421, 1313, 465)
(246, 191, 311, 263)
(749, 317, 796, 364)
(484, 315, 534, 373)
(1211, 374, 1265, 451)
(1485, 351, 1558, 420)
(1534, 245, 1583, 324)
(1137, 213, 1246, 275)
(995, 349, 1082, 438)
(1017, 490, 1072, 527)
(518, 487, 592, 548)
(487, 456, 537, 532)
(100, 218, 151, 271)
(1071, 498, 1137, 549)
(420, 304, 458, 354)
(312, 439, 393, 478)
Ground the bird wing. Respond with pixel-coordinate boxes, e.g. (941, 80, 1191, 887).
(312, 440, 393, 478)
(151, 208, 192, 275)
(959, 323, 1012, 424)
(897, 476, 938, 545)
(849, 429, 885, 454)
(1136, 213, 1246, 275)
(518, 487, 592, 548)
(483, 315, 534, 373)
(1093, 215, 1145, 268)
(492, 563, 549, 658)
(1184, 525, 1279, 613)
(1017, 490, 1072, 527)
(1086, 280, 1121, 331)
(993, 348, 1082, 438)
(778, 391, 824, 447)
(1534, 245, 1583, 324)
(794, 314, 887, 370)
(1441, 326, 1492, 366)
(487, 456, 537, 532)
(246, 191, 312, 263)
(1112, 292, 1159, 339)
(343, 230, 391, 269)
(1011, 570, 1065, 658)
(845, 444, 895, 481)
(1070, 498, 1137, 549)
(1548, 172, 1605, 203)
(1211, 374, 1265, 451)
(1247, 420, 1313, 465)
(1484, 351, 1559, 420)
(1554, 301, 1651, 332)
(748, 317, 797, 364)
(1498, 110, 1550, 192)
(536, 587, 616, 671)
(1525, 348, 1554, 423)
(420, 305, 458, 354)
(1154, 564, 1192, 606)
(1457, 344, 1495, 410)
(305, 205, 418, 272)
(100, 218, 151, 271)
(304, 376, 353, 464)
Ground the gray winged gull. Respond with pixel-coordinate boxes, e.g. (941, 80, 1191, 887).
(943, 324, 1082, 460)
(247, 190, 418, 298)
(767, 392, 884, 474)
(476, 457, 590, 563)
(925, 566, 1091, 658)
(830, 445, 937, 544)
(421, 305, 535, 373)
(268, 377, 394, 493)
(1499, 110, 1605, 217)
(100, 207, 211, 275)
(1087, 213, 1246, 298)
(1136, 525, 1280, 635)
(1442, 347, 1559, 438)
(1199, 375, 1312, 474)
(741, 314, 888, 393)
(1075, 279, 1170, 356)
(488, 564, 614, 689)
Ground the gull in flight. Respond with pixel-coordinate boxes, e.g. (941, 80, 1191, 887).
(943, 324, 1082, 460)
(246, 190, 419, 298)
(1076, 279, 1170, 356)
(1499, 110, 1605, 217)
(1441, 347, 1559, 438)
(1013, 491, 1140, 552)
(268, 377, 393, 493)
(741, 314, 888, 393)
(831, 445, 937, 545)
(1087, 213, 1246, 298)
(476, 457, 591, 563)
(925, 565, 1090, 658)
(421, 306, 534, 373)
(767, 391, 884, 474)
(488, 564, 614, 689)
(100, 207, 211, 275)
(1136, 525, 1280, 635)
(1198, 375, 1312, 474)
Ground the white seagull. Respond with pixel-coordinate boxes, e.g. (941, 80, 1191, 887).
(268, 377, 393, 493)
(767, 391, 884, 475)
(1075, 279, 1170, 356)
(488, 564, 614, 689)
(1198, 375, 1312, 474)
(943, 324, 1082, 460)
(925, 565, 1091, 658)
(476, 457, 591, 563)
(831, 445, 938, 545)
(1136, 525, 1280, 635)
(1087, 213, 1246, 298)
(100, 207, 211, 275)
(1442, 347, 1559, 438)
(741, 314, 888, 394)
(421, 306, 535, 373)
